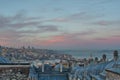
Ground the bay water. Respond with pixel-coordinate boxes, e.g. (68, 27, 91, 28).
(58, 49, 120, 60)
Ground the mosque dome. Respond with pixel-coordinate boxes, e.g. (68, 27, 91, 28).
(0, 56, 11, 63)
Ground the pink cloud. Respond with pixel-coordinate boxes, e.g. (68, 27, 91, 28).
(94, 36, 120, 45)
(32, 32, 93, 48)
(49, 18, 69, 22)
(92, 20, 120, 26)
(43, 36, 65, 45)
(25, 30, 97, 48)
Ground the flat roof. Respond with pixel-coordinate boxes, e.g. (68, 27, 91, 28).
(0, 63, 30, 65)
(0, 63, 30, 67)
(0, 65, 30, 67)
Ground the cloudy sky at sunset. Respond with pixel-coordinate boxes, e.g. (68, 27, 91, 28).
(0, 0, 120, 49)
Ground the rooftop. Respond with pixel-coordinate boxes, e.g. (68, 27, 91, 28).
(106, 67, 120, 75)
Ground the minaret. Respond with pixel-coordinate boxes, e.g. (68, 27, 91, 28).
(42, 60, 44, 72)
(72, 61, 75, 69)
(60, 60, 63, 72)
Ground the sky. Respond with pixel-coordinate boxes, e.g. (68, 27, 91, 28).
(0, 0, 120, 50)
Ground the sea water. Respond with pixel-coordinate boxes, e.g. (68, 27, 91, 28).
(58, 49, 120, 60)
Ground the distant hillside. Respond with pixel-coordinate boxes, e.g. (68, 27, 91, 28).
(0, 46, 73, 61)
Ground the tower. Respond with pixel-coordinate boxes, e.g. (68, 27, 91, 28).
(113, 50, 119, 61)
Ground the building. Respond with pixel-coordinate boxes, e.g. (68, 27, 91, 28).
(106, 67, 120, 80)
(0, 56, 30, 80)
(68, 50, 120, 80)
(28, 59, 70, 80)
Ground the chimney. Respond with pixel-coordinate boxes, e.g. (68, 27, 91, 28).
(113, 50, 119, 61)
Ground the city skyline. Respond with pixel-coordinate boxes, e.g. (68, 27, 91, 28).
(0, 0, 120, 50)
